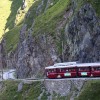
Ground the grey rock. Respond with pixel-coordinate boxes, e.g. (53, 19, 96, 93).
(44, 79, 86, 97)
(17, 82, 23, 92)
(64, 3, 100, 62)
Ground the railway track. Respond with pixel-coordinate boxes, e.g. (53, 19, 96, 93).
(1, 77, 100, 82)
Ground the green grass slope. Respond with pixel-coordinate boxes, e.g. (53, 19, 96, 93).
(33, 0, 70, 35)
(5, 25, 22, 52)
(4, 0, 70, 52)
(5, 0, 23, 30)
(0, 0, 36, 39)
(0, 80, 73, 100)
(77, 80, 100, 100)
(0, 0, 12, 38)
(3, 0, 39, 52)
(0, 81, 42, 100)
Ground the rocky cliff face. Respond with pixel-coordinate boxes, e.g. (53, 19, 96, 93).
(0, 0, 100, 79)
(15, 24, 60, 78)
(45, 79, 86, 99)
(65, 3, 100, 62)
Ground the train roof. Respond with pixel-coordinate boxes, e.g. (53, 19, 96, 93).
(77, 62, 100, 67)
(45, 64, 76, 69)
(45, 62, 78, 69)
(45, 62, 100, 69)
(54, 61, 78, 66)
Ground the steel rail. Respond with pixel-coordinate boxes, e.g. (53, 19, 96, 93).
(1, 77, 100, 82)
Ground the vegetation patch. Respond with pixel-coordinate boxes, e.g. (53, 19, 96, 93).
(5, 0, 23, 30)
(3, 0, 70, 53)
(0, 80, 42, 100)
(77, 80, 100, 100)
(5, 25, 22, 52)
(24, 0, 42, 28)
(1, 0, 100, 54)
(33, 0, 70, 35)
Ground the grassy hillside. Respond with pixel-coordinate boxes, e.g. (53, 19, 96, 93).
(4, 0, 70, 52)
(1, 80, 100, 100)
(33, 0, 70, 35)
(1, 0, 99, 52)
(77, 80, 100, 100)
(5, 0, 23, 30)
(2, 0, 39, 52)
(0, 81, 42, 100)
(0, 80, 67, 100)
(0, 0, 12, 38)
(0, 0, 36, 39)
(5, 25, 22, 52)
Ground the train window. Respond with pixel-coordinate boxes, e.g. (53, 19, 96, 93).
(68, 68, 75, 71)
(61, 68, 66, 72)
(78, 67, 90, 71)
(98, 67, 100, 70)
(93, 67, 100, 71)
(60, 68, 76, 72)
(56, 68, 61, 72)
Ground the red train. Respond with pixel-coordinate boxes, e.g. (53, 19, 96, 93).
(45, 62, 100, 78)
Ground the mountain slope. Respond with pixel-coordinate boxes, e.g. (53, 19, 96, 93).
(0, 0, 100, 100)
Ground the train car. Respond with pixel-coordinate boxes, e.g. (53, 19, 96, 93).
(77, 63, 100, 77)
(56, 65, 77, 78)
(45, 62, 77, 78)
(77, 63, 91, 77)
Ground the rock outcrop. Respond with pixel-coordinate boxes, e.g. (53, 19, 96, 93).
(64, 3, 100, 62)
(45, 79, 85, 98)
(15, 24, 60, 78)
